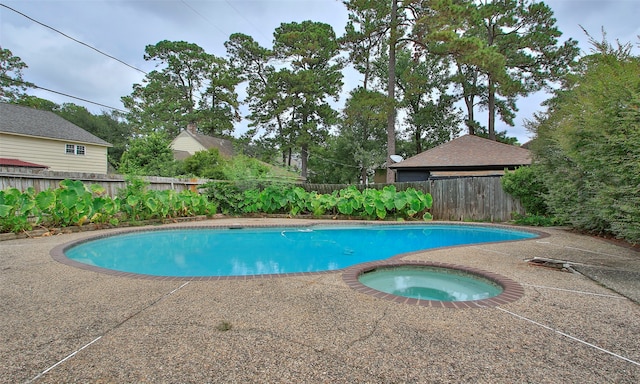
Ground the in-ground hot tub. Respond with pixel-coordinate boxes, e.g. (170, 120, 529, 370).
(342, 261, 525, 308)
(358, 265, 503, 301)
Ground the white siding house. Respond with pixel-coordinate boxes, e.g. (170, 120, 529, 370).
(0, 103, 112, 174)
(170, 123, 234, 160)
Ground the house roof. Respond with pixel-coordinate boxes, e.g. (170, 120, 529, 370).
(184, 130, 234, 158)
(172, 149, 192, 161)
(390, 134, 531, 170)
(0, 157, 48, 168)
(0, 103, 112, 147)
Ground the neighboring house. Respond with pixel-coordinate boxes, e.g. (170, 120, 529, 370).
(389, 134, 531, 182)
(170, 124, 305, 182)
(0, 103, 112, 174)
(170, 123, 234, 160)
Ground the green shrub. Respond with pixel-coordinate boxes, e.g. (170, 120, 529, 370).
(511, 213, 561, 227)
(501, 165, 549, 216)
(182, 148, 226, 179)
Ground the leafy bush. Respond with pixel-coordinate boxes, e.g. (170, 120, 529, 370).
(182, 148, 226, 179)
(1, 179, 433, 234)
(118, 132, 178, 176)
(116, 177, 216, 222)
(222, 154, 272, 180)
(0, 187, 36, 232)
(510, 213, 561, 227)
(501, 165, 549, 216)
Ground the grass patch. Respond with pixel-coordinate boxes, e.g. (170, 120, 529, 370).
(216, 320, 232, 331)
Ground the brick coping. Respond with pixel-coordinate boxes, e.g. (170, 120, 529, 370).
(50, 222, 544, 287)
(342, 260, 525, 308)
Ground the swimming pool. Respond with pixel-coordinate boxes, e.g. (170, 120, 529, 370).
(57, 224, 537, 278)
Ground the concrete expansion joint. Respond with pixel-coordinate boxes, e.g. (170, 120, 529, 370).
(27, 282, 190, 383)
(495, 306, 640, 368)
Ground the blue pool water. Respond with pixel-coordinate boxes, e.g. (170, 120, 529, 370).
(64, 225, 536, 277)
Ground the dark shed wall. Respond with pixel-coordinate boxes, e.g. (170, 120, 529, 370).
(396, 170, 430, 182)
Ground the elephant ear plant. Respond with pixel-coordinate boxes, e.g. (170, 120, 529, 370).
(0, 178, 218, 234)
(0, 187, 37, 233)
(202, 182, 433, 220)
(1, 179, 432, 234)
(53, 179, 98, 227)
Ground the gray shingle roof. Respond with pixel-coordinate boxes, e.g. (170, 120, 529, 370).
(188, 131, 234, 158)
(0, 103, 112, 146)
(390, 134, 531, 170)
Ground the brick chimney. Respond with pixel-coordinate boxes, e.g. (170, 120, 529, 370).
(186, 122, 197, 134)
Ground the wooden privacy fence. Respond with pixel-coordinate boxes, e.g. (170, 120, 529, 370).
(300, 177, 524, 222)
(1, 167, 524, 222)
(0, 167, 208, 196)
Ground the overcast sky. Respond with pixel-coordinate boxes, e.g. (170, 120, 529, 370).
(1, 0, 639, 144)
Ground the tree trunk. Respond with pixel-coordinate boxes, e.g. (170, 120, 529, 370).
(386, 0, 398, 183)
(361, 166, 368, 184)
(486, 21, 496, 141)
(488, 77, 496, 140)
(300, 144, 308, 180)
(363, 55, 370, 91)
(457, 63, 477, 136)
(464, 94, 476, 136)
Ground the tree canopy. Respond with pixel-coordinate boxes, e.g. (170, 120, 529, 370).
(122, 40, 241, 138)
(118, 132, 177, 176)
(0, 47, 31, 102)
(410, 0, 578, 139)
(227, 21, 344, 179)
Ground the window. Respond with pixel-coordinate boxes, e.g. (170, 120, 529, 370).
(65, 144, 86, 156)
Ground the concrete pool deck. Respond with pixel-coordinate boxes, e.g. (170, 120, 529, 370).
(1, 218, 639, 383)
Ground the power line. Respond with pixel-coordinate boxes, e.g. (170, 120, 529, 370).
(309, 152, 361, 169)
(1, 75, 128, 113)
(33, 84, 129, 113)
(179, 0, 229, 39)
(0, 3, 148, 75)
(223, 0, 272, 42)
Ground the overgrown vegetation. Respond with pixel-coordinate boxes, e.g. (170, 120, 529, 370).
(0, 178, 216, 233)
(202, 183, 433, 221)
(0, 180, 433, 234)
(118, 132, 179, 177)
(501, 165, 559, 227)
(526, 35, 640, 243)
